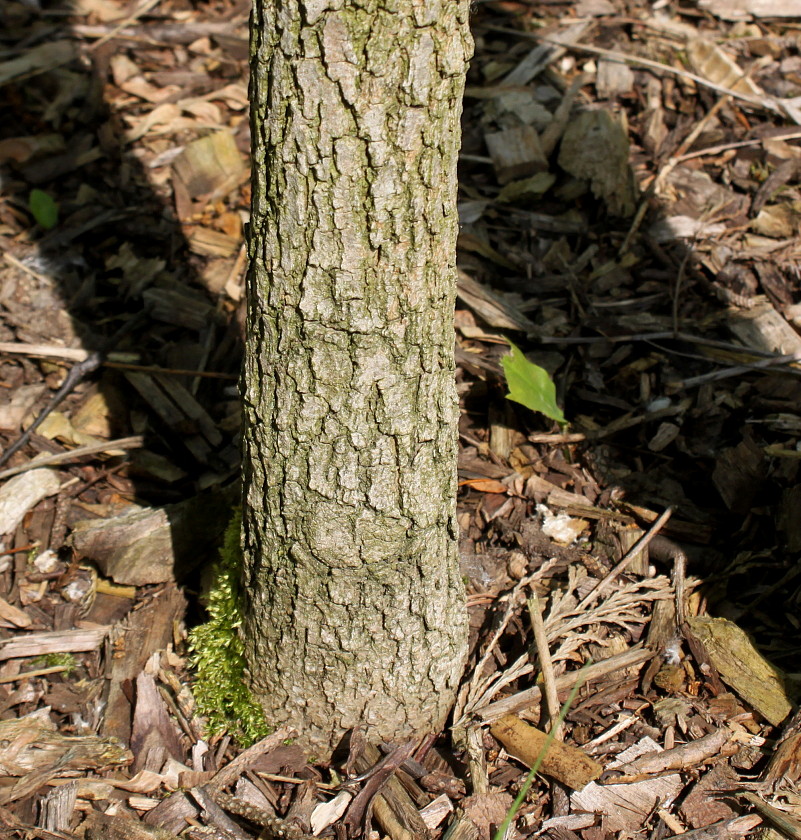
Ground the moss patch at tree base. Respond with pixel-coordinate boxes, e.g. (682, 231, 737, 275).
(188, 508, 269, 746)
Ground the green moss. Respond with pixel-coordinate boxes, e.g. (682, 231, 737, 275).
(34, 652, 77, 675)
(188, 508, 269, 746)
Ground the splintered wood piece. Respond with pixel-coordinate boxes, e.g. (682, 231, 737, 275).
(596, 57, 635, 98)
(309, 790, 353, 834)
(659, 815, 762, 840)
(0, 382, 46, 430)
(344, 739, 421, 834)
(727, 297, 801, 356)
(614, 524, 649, 576)
(457, 270, 536, 333)
(610, 728, 736, 780)
(524, 475, 587, 507)
(124, 371, 193, 427)
(737, 792, 801, 839)
(0, 749, 75, 806)
(619, 503, 714, 545)
(642, 599, 678, 691)
(172, 130, 244, 201)
(142, 790, 200, 835)
(478, 646, 653, 722)
(188, 226, 241, 257)
(203, 727, 298, 796)
(712, 435, 765, 514)
(142, 287, 220, 332)
(686, 37, 764, 97)
(348, 742, 431, 840)
(419, 794, 453, 831)
(763, 706, 801, 786)
(499, 20, 592, 87)
(70, 485, 236, 586)
(0, 41, 76, 85)
(131, 671, 185, 774)
(557, 109, 638, 217)
(39, 780, 78, 832)
(441, 810, 481, 840)
(0, 709, 131, 778)
(540, 73, 592, 156)
(484, 125, 548, 184)
(0, 626, 108, 661)
(680, 764, 740, 828)
(490, 715, 602, 790)
(101, 586, 187, 745)
(571, 737, 685, 832)
(153, 374, 222, 446)
(699, 0, 801, 18)
(0, 468, 60, 537)
(685, 616, 792, 726)
(70, 506, 172, 586)
(284, 779, 317, 835)
(0, 595, 32, 629)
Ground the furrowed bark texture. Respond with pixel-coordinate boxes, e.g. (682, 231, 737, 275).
(242, 0, 473, 752)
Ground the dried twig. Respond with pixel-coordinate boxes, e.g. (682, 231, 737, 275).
(88, 0, 164, 51)
(207, 726, 298, 794)
(486, 25, 791, 119)
(527, 593, 560, 737)
(576, 508, 673, 612)
(675, 130, 801, 164)
(0, 310, 149, 469)
(454, 563, 560, 725)
(0, 436, 144, 482)
(477, 646, 654, 722)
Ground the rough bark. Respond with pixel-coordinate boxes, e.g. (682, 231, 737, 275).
(242, 0, 472, 754)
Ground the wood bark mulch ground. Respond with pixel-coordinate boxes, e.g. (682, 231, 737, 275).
(1, 0, 800, 837)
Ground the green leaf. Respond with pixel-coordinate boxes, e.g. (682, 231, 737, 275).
(29, 189, 58, 229)
(501, 340, 566, 425)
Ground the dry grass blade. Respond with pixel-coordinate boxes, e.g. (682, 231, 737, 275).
(486, 25, 791, 119)
(0, 436, 144, 481)
(477, 647, 654, 723)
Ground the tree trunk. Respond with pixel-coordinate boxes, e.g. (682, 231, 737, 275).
(242, 0, 472, 754)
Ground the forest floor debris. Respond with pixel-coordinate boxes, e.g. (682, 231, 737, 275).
(1, 0, 801, 837)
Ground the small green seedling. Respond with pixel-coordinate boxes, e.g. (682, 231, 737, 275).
(501, 340, 566, 426)
(28, 189, 59, 229)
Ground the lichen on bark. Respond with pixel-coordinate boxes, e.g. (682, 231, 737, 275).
(242, 0, 473, 753)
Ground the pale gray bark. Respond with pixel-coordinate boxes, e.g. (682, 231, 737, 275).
(242, 0, 472, 753)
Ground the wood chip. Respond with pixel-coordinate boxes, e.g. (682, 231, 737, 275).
(0, 468, 60, 535)
(0, 626, 109, 661)
(571, 737, 684, 832)
(685, 616, 792, 726)
(484, 125, 548, 184)
(172, 130, 244, 201)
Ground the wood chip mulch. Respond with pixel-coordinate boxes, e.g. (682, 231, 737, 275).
(1, 0, 800, 838)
